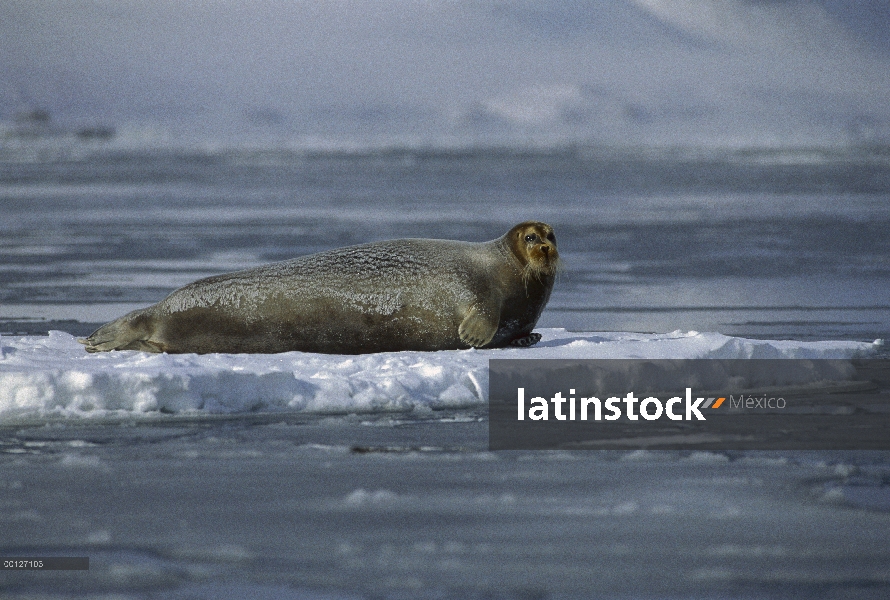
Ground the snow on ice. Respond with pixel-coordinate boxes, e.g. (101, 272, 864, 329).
(0, 328, 880, 421)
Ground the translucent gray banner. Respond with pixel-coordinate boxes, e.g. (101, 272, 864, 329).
(488, 359, 890, 450)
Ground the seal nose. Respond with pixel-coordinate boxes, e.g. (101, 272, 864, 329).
(541, 245, 551, 255)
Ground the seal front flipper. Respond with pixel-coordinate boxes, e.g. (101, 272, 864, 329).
(458, 305, 499, 348)
(509, 332, 542, 347)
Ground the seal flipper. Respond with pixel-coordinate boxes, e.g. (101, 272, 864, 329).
(78, 311, 164, 353)
(458, 305, 499, 348)
(509, 332, 542, 347)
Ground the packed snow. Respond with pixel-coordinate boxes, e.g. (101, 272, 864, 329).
(0, 328, 880, 422)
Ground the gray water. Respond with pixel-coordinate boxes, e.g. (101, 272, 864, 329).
(2, 144, 890, 599)
(2, 145, 889, 340)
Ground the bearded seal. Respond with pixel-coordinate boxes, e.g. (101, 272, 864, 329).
(79, 221, 559, 354)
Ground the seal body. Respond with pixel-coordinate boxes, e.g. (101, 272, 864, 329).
(80, 221, 559, 354)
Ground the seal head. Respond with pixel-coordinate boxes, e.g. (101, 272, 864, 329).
(509, 220, 559, 284)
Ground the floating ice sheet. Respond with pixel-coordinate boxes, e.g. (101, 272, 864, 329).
(0, 329, 879, 421)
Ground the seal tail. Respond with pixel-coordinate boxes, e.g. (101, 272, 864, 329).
(78, 311, 164, 353)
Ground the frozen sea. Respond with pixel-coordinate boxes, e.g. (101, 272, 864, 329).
(2, 142, 890, 599)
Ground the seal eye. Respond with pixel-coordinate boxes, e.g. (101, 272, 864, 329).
(524, 234, 537, 243)
(546, 233, 555, 242)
